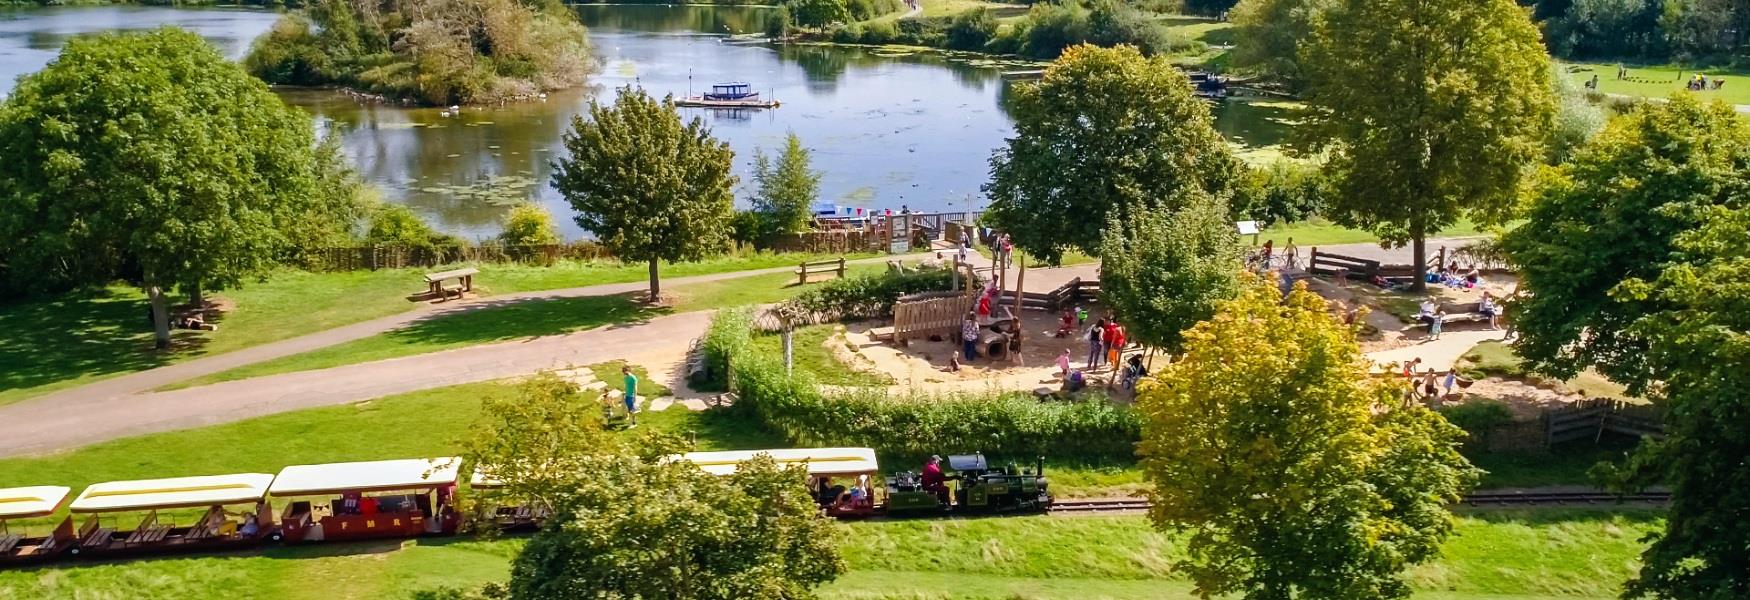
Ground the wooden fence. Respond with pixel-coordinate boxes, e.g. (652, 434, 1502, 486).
(764, 231, 882, 254)
(892, 290, 976, 344)
(1545, 398, 1665, 446)
(993, 277, 1100, 312)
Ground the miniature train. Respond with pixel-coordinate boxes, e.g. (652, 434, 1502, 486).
(0, 448, 1049, 568)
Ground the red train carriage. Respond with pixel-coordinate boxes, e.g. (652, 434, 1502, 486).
(269, 457, 461, 542)
(0, 486, 74, 564)
(66, 474, 278, 557)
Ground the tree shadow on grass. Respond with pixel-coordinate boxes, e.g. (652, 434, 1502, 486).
(0, 287, 210, 396)
(378, 292, 669, 350)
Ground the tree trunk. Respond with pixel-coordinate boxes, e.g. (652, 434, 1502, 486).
(148, 282, 172, 350)
(647, 258, 661, 301)
(188, 284, 203, 309)
(1409, 224, 1428, 293)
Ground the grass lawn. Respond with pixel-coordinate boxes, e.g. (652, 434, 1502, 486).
(163, 263, 889, 389)
(0, 251, 874, 406)
(912, 0, 1028, 20)
(0, 379, 1663, 599)
(1564, 62, 1750, 106)
(1468, 437, 1642, 490)
(749, 325, 895, 386)
(585, 360, 673, 398)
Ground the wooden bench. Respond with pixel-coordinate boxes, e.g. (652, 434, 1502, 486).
(795, 258, 848, 285)
(423, 267, 479, 302)
(79, 516, 112, 549)
(684, 339, 710, 385)
(0, 533, 20, 554)
(124, 512, 172, 545)
(1437, 301, 1489, 324)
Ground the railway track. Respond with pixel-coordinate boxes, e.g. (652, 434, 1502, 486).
(1047, 491, 1672, 514)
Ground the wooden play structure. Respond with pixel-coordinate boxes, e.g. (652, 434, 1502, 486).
(889, 262, 980, 345)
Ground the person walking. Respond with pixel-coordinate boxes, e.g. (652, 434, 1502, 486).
(621, 365, 639, 427)
(962, 312, 981, 362)
(1429, 310, 1444, 341)
(1442, 369, 1458, 398)
(1085, 318, 1106, 370)
(1106, 322, 1126, 368)
(1056, 348, 1072, 378)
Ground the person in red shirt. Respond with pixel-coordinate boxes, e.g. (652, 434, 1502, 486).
(921, 455, 949, 505)
(1108, 324, 1126, 368)
(1102, 319, 1121, 369)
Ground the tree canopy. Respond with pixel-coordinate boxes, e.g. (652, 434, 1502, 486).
(0, 27, 359, 348)
(1138, 276, 1477, 599)
(982, 44, 1240, 265)
(459, 373, 847, 600)
(245, 0, 594, 105)
(1502, 96, 1750, 391)
(748, 132, 823, 242)
(1301, 0, 1555, 290)
(1098, 190, 1243, 353)
(1502, 95, 1750, 598)
(499, 203, 563, 247)
(1228, 0, 1332, 89)
(552, 87, 736, 299)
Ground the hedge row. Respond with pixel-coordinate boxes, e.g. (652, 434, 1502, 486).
(708, 311, 1142, 462)
(778, 267, 958, 324)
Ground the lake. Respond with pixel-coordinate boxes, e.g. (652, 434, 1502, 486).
(0, 4, 1293, 239)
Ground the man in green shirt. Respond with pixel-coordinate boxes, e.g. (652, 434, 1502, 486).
(622, 365, 638, 427)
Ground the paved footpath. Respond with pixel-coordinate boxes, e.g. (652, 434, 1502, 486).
(0, 239, 1478, 458)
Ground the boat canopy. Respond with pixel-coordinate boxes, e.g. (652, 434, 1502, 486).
(270, 457, 460, 497)
(713, 82, 750, 89)
(0, 486, 72, 520)
(680, 448, 879, 477)
(70, 474, 273, 513)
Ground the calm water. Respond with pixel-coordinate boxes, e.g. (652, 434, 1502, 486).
(0, 4, 1292, 239)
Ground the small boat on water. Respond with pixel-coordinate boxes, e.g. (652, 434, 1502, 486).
(676, 82, 780, 109)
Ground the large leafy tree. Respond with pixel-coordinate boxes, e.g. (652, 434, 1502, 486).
(1301, 0, 1555, 291)
(0, 27, 358, 349)
(749, 132, 823, 241)
(1502, 98, 1750, 598)
(1228, 0, 1332, 89)
(459, 373, 846, 599)
(1501, 96, 1750, 390)
(1098, 190, 1243, 353)
(552, 87, 736, 299)
(1605, 206, 1750, 599)
(1138, 276, 1477, 599)
(983, 44, 1240, 265)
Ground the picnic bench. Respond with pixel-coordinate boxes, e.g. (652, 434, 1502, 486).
(795, 258, 847, 285)
(423, 267, 478, 302)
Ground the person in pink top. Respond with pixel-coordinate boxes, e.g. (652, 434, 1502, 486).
(1056, 349, 1072, 378)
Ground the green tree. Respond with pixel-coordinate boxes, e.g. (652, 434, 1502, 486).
(983, 44, 1241, 265)
(1098, 191, 1243, 353)
(457, 373, 847, 599)
(1604, 206, 1750, 599)
(1228, 0, 1332, 89)
(1138, 276, 1477, 599)
(1501, 96, 1750, 390)
(749, 132, 823, 242)
(946, 8, 999, 51)
(1548, 65, 1607, 165)
(0, 28, 358, 349)
(788, 0, 851, 28)
(552, 87, 735, 299)
(500, 202, 563, 246)
(1301, 0, 1555, 291)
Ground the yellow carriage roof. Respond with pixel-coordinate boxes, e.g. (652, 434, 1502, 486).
(679, 448, 879, 477)
(0, 486, 72, 519)
(270, 457, 460, 496)
(70, 474, 273, 513)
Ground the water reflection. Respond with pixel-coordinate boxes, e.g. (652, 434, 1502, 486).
(0, 4, 1292, 239)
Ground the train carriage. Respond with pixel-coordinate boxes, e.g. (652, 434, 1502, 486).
(66, 473, 278, 558)
(0, 486, 74, 564)
(680, 448, 881, 518)
(269, 457, 461, 542)
(467, 469, 551, 531)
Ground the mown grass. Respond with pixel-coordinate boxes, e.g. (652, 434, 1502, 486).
(584, 360, 673, 398)
(1563, 62, 1750, 106)
(168, 265, 888, 388)
(0, 251, 874, 405)
(0, 378, 1662, 599)
(749, 325, 894, 387)
(1457, 341, 1635, 401)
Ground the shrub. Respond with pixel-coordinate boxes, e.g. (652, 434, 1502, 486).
(766, 6, 793, 38)
(718, 326, 1141, 462)
(830, 23, 866, 43)
(845, 0, 904, 21)
(1438, 400, 1517, 447)
(700, 307, 756, 390)
(895, 18, 949, 47)
(366, 204, 468, 252)
(779, 267, 957, 323)
(1021, 1, 1089, 59)
(860, 19, 899, 44)
(946, 9, 999, 51)
(498, 202, 561, 246)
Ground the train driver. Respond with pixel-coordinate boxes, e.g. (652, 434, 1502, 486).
(922, 455, 950, 505)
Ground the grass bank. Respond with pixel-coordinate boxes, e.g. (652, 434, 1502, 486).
(0, 250, 869, 404)
(0, 380, 1660, 599)
(167, 264, 887, 388)
(1564, 62, 1750, 106)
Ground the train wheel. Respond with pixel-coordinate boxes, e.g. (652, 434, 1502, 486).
(270, 532, 283, 542)
(68, 547, 80, 556)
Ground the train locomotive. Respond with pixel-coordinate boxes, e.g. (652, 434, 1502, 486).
(885, 454, 1051, 514)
